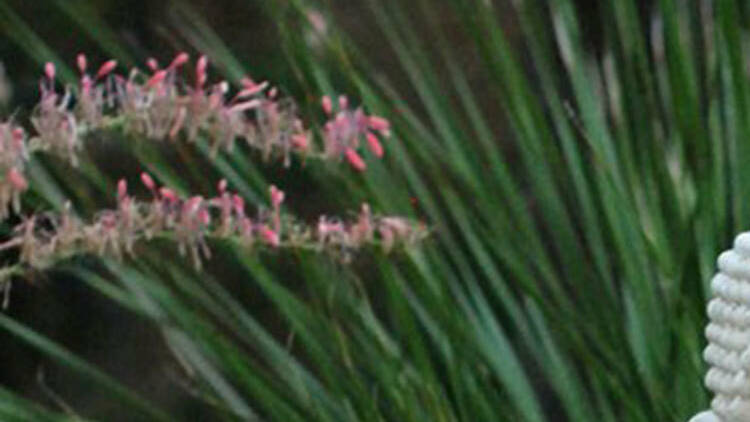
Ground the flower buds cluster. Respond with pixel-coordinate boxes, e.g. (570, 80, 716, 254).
(320, 95, 390, 172)
(1, 176, 426, 272)
(29, 54, 391, 172)
(0, 54, 394, 224)
(0, 53, 418, 284)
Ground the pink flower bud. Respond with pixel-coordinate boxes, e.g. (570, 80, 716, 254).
(96, 60, 117, 79)
(345, 148, 366, 172)
(229, 100, 261, 113)
(140, 172, 156, 190)
(169, 52, 190, 69)
(7, 168, 27, 191)
(321, 95, 333, 115)
(240, 77, 256, 88)
(44, 62, 55, 81)
(368, 115, 391, 133)
(318, 219, 343, 236)
(338, 95, 349, 110)
(159, 187, 177, 203)
(117, 179, 128, 199)
(196, 55, 208, 88)
(291, 133, 309, 150)
(218, 179, 227, 193)
(146, 58, 160, 71)
(146, 70, 168, 88)
(269, 185, 285, 208)
(76, 54, 87, 73)
(366, 132, 384, 158)
(261, 226, 279, 247)
(235, 81, 268, 99)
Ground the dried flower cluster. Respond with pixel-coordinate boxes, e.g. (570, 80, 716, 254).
(0, 175, 426, 273)
(0, 53, 422, 288)
(31, 53, 390, 168)
(320, 94, 390, 172)
(0, 53, 393, 223)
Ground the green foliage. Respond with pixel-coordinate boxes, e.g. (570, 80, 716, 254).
(0, 0, 737, 420)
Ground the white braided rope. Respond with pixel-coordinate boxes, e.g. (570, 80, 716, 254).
(694, 233, 750, 421)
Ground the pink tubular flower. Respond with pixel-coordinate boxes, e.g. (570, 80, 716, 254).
(237, 78, 268, 98)
(291, 133, 309, 151)
(44, 62, 55, 81)
(229, 100, 261, 113)
(146, 70, 168, 88)
(338, 95, 349, 110)
(345, 148, 366, 172)
(76, 54, 87, 73)
(318, 218, 343, 237)
(169, 52, 190, 69)
(366, 132, 384, 158)
(261, 226, 279, 247)
(140, 172, 156, 191)
(368, 116, 391, 135)
(117, 179, 128, 199)
(196, 55, 208, 88)
(269, 185, 285, 208)
(321, 95, 333, 115)
(218, 179, 227, 193)
(7, 168, 27, 191)
(146, 58, 160, 71)
(95, 60, 117, 79)
(159, 187, 178, 203)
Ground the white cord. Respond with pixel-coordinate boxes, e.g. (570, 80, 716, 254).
(694, 232, 750, 422)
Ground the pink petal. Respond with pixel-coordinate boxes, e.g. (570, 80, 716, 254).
(291, 133, 309, 150)
(345, 148, 366, 172)
(269, 185, 285, 208)
(44, 62, 55, 81)
(146, 70, 168, 88)
(169, 52, 190, 69)
(196, 55, 208, 87)
(146, 58, 160, 71)
(95, 60, 117, 79)
(321, 95, 333, 115)
(261, 226, 279, 247)
(366, 132, 384, 158)
(117, 179, 128, 199)
(159, 187, 178, 203)
(140, 172, 156, 190)
(76, 54, 87, 73)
